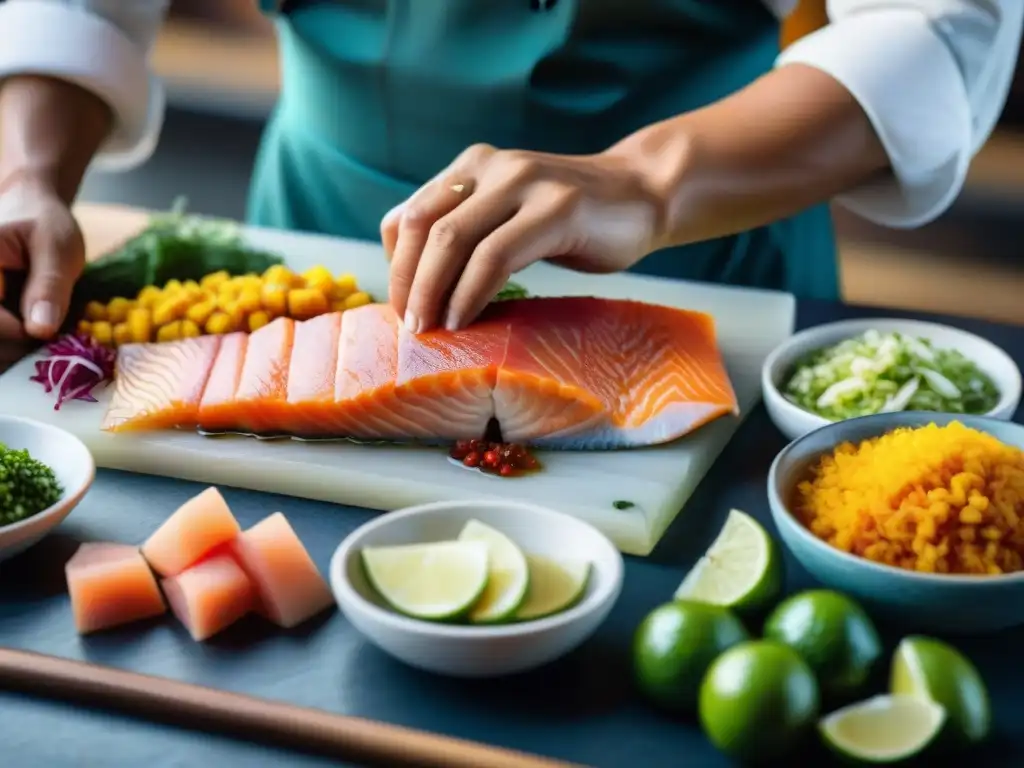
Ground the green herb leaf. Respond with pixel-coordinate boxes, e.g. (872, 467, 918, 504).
(613, 500, 636, 510)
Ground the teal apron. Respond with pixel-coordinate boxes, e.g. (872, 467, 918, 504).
(247, 0, 839, 301)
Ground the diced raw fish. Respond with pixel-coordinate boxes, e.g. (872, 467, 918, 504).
(141, 487, 241, 577)
(230, 512, 334, 628)
(66, 542, 166, 634)
(161, 552, 255, 641)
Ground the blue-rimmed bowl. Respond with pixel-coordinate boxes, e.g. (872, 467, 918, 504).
(768, 411, 1024, 634)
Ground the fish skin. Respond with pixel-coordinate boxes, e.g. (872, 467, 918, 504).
(103, 297, 739, 449)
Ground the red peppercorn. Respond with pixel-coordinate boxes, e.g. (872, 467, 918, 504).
(463, 451, 481, 467)
(483, 450, 499, 467)
(499, 463, 515, 477)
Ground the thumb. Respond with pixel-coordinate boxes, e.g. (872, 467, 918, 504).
(21, 217, 85, 339)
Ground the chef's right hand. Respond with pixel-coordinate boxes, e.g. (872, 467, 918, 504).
(0, 175, 85, 341)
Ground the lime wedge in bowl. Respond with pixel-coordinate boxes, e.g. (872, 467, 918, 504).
(515, 554, 590, 621)
(674, 509, 783, 613)
(361, 540, 489, 622)
(890, 636, 991, 747)
(819, 694, 946, 765)
(458, 519, 530, 624)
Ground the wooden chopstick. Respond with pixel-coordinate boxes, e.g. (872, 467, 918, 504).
(0, 648, 583, 768)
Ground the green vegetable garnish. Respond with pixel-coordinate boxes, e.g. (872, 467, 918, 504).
(63, 197, 284, 328)
(782, 330, 1001, 421)
(613, 500, 636, 510)
(0, 442, 63, 525)
(493, 281, 529, 302)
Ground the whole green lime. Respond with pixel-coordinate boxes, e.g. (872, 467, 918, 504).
(763, 589, 882, 700)
(632, 600, 749, 714)
(698, 640, 820, 763)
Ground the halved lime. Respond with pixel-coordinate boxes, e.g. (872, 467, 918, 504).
(674, 509, 782, 613)
(890, 636, 991, 746)
(819, 694, 946, 764)
(457, 519, 530, 624)
(514, 554, 590, 621)
(360, 540, 489, 622)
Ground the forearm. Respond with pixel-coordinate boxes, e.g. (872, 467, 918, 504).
(0, 76, 113, 204)
(611, 63, 889, 250)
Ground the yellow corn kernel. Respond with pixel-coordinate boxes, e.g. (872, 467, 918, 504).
(152, 293, 191, 326)
(156, 321, 182, 343)
(91, 320, 113, 346)
(263, 264, 298, 287)
(113, 322, 132, 347)
(303, 265, 335, 293)
(330, 300, 349, 313)
(186, 299, 217, 327)
(180, 319, 201, 338)
(331, 273, 358, 299)
(182, 282, 206, 302)
(106, 297, 134, 324)
(217, 282, 239, 301)
(237, 288, 262, 314)
(162, 278, 183, 294)
(128, 308, 152, 343)
(235, 273, 263, 292)
(200, 270, 231, 290)
(77, 320, 93, 335)
(288, 288, 329, 319)
(84, 301, 108, 322)
(261, 285, 288, 316)
(343, 291, 372, 310)
(220, 300, 246, 328)
(248, 310, 271, 332)
(136, 286, 162, 308)
(205, 311, 235, 335)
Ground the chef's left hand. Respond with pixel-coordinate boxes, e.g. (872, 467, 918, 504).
(381, 143, 663, 333)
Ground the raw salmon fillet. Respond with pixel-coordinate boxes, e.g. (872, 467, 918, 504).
(66, 542, 167, 634)
(161, 552, 255, 641)
(104, 297, 738, 448)
(229, 512, 334, 628)
(102, 335, 221, 431)
(141, 487, 241, 577)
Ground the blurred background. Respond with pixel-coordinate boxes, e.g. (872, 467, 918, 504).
(78, 1, 1024, 325)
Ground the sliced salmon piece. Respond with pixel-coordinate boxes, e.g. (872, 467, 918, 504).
(66, 542, 167, 634)
(232, 317, 295, 434)
(197, 332, 248, 433)
(102, 336, 221, 432)
(327, 304, 504, 440)
(161, 552, 255, 641)
(286, 312, 343, 437)
(141, 487, 241, 577)
(491, 298, 738, 448)
(229, 512, 334, 628)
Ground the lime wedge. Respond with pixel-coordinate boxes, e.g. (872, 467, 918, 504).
(457, 519, 530, 624)
(674, 509, 782, 612)
(514, 554, 590, 621)
(361, 541, 489, 622)
(819, 694, 946, 764)
(890, 636, 991, 746)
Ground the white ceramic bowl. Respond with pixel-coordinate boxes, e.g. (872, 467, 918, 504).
(762, 318, 1021, 441)
(0, 415, 95, 562)
(329, 499, 624, 678)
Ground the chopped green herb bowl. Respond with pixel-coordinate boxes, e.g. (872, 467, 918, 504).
(0, 416, 95, 562)
(762, 319, 1021, 441)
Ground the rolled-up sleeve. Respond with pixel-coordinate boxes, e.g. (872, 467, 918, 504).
(0, 0, 171, 171)
(775, 0, 1024, 228)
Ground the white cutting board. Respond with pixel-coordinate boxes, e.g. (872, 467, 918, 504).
(0, 224, 794, 555)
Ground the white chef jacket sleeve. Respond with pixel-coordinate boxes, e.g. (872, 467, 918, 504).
(0, 0, 171, 171)
(774, 0, 1024, 228)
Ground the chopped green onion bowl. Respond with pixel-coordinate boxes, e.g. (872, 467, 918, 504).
(781, 330, 1001, 421)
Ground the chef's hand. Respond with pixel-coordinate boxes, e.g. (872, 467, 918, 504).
(0, 176, 85, 340)
(381, 143, 664, 333)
